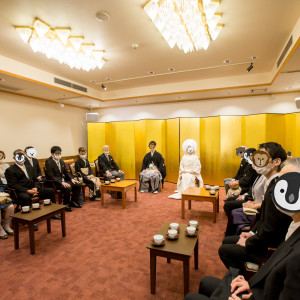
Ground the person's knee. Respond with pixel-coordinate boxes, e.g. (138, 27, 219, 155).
(183, 293, 202, 300)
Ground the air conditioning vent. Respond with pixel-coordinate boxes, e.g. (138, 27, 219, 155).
(0, 84, 22, 91)
(277, 36, 293, 68)
(251, 88, 267, 94)
(54, 77, 87, 93)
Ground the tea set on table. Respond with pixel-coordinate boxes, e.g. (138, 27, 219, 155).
(205, 185, 219, 195)
(21, 199, 51, 213)
(104, 177, 121, 185)
(151, 220, 199, 246)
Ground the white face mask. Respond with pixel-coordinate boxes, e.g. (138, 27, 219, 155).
(104, 150, 109, 155)
(54, 154, 61, 160)
(252, 164, 274, 175)
(80, 154, 87, 159)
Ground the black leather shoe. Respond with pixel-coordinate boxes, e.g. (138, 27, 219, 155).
(51, 215, 61, 220)
(70, 201, 82, 208)
(65, 205, 72, 212)
(34, 224, 39, 231)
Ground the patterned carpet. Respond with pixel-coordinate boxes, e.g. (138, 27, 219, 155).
(0, 182, 227, 300)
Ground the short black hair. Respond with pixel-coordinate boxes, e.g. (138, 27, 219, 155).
(78, 147, 86, 153)
(259, 142, 287, 162)
(245, 148, 256, 155)
(51, 146, 62, 154)
(24, 146, 34, 152)
(149, 141, 156, 147)
(13, 149, 24, 156)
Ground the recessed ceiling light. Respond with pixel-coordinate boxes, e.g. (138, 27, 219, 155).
(105, 77, 111, 81)
(168, 68, 176, 71)
(249, 56, 259, 60)
(148, 71, 155, 74)
(96, 12, 110, 22)
(131, 43, 139, 49)
(90, 80, 96, 83)
(223, 59, 231, 63)
(286, 86, 292, 90)
(177, 96, 182, 99)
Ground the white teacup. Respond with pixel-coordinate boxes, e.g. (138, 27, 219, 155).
(153, 234, 164, 244)
(116, 178, 121, 181)
(168, 229, 177, 238)
(205, 185, 211, 190)
(189, 220, 198, 228)
(32, 203, 40, 209)
(213, 185, 219, 190)
(210, 189, 216, 195)
(170, 223, 179, 231)
(22, 206, 30, 212)
(186, 226, 196, 235)
(110, 179, 115, 183)
(44, 199, 50, 205)
(105, 181, 110, 185)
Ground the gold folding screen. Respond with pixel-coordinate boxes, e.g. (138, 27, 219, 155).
(87, 113, 300, 186)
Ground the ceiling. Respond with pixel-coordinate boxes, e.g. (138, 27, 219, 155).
(0, 0, 299, 109)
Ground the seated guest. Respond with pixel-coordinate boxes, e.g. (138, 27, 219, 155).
(218, 142, 292, 270)
(5, 149, 57, 226)
(98, 145, 124, 181)
(75, 147, 101, 200)
(139, 141, 166, 194)
(223, 148, 258, 234)
(0, 184, 14, 239)
(24, 146, 43, 182)
(169, 139, 203, 199)
(224, 146, 248, 194)
(0, 150, 10, 192)
(184, 160, 300, 300)
(45, 146, 82, 211)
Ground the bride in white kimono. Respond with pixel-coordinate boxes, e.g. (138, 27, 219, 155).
(168, 139, 203, 199)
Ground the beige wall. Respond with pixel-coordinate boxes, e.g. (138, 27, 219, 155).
(0, 92, 87, 159)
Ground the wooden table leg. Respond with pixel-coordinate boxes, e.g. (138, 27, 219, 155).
(101, 188, 104, 206)
(181, 196, 185, 219)
(194, 239, 198, 270)
(217, 194, 219, 213)
(13, 219, 19, 250)
(61, 211, 66, 237)
(29, 223, 35, 255)
(213, 200, 216, 223)
(134, 185, 137, 202)
(167, 258, 171, 263)
(122, 191, 126, 209)
(188, 200, 191, 210)
(150, 251, 157, 294)
(47, 219, 51, 233)
(183, 257, 190, 295)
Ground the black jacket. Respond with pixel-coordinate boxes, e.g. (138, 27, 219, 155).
(249, 226, 300, 300)
(98, 153, 119, 173)
(141, 151, 166, 178)
(24, 157, 42, 179)
(5, 163, 41, 193)
(246, 177, 292, 255)
(75, 158, 93, 178)
(234, 158, 248, 180)
(45, 157, 73, 185)
(238, 164, 258, 194)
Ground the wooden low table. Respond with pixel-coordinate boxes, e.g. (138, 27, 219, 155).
(146, 222, 200, 295)
(100, 180, 137, 209)
(12, 203, 66, 255)
(181, 187, 219, 223)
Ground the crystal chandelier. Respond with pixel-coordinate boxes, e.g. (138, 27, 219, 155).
(144, 0, 223, 53)
(14, 18, 105, 71)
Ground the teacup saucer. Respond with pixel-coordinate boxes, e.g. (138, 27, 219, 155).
(185, 230, 197, 237)
(166, 233, 178, 240)
(21, 209, 31, 213)
(44, 203, 51, 206)
(32, 207, 41, 210)
(168, 226, 180, 233)
(151, 239, 165, 246)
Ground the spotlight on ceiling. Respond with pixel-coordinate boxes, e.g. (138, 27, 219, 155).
(59, 103, 64, 108)
(101, 83, 107, 90)
(247, 62, 254, 72)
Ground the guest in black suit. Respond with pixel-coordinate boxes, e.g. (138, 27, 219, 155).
(184, 160, 300, 300)
(75, 147, 101, 200)
(98, 145, 124, 181)
(139, 141, 166, 193)
(24, 146, 43, 182)
(218, 142, 292, 270)
(5, 149, 55, 207)
(45, 146, 82, 211)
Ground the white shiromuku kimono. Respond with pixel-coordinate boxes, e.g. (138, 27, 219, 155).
(169, 139, 203, 199)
